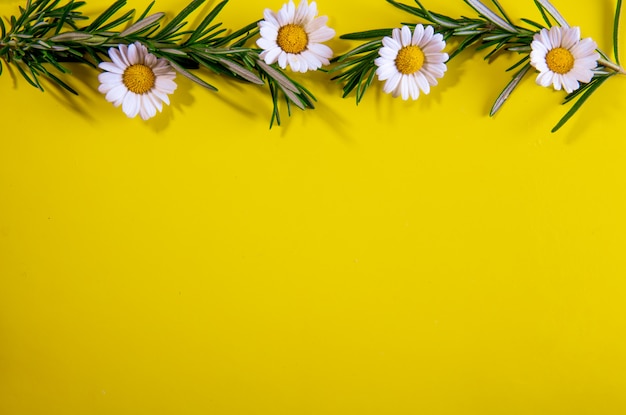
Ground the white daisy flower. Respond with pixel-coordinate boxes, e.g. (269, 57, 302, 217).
(530, 26, 600, 94)
(374, 25, 448, 100)
(256, 0, 335, 73)
(98, 42, 177, 120)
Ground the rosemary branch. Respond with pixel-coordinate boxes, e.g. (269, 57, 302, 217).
(332, 0, 624, 132)
(0, 0, 315, 127)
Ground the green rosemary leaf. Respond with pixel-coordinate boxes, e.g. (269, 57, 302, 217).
(40, 67, 78, 94)
(197, 47, 249, 56)
(288, 77, 316, 103)
(204, 26, 232, 44)
(241, 53, 255, 68)
(333, 50, 377, 84)
(340, 29, 392, 40)
(41, 50, 71, 72)
(426, 11, 463, 29)
(158, 23, 190, 41)
(506, 55, 529, 71)
(482, 39, 507, 59)
(35, 0, 57, 14)
(281, 86, 306, 110)
(532, 0, 552, 27)
(53, 0, 74, 35)
(65, 46, 83, 57)
(483, 33, 511, 41)
(341, 70, 363, 98)
(71, 52, 99, 68)
(386, 0, 427, 20)
(335, 39, 382, 62)
(213, 21, 259, 47)
(412, 0, 462, 29)
(14, 2, 31, 30)
(283, 94, 293, 117)
(298, 92, 315, 109)
(0, 13, 6, 38)
(458, 22, 484, 31)
(200, 46, 254, 56)
(85, 0, 126, 31)
(136, 1, 155, 21)
(50, 1, 86, 17)
(168, 58, 218, 91)
(230, 32, 258, 48)
(268, 80, 280, 128)
(256, 59, 299, 93)
(48, 31, 93, 41)
(597, 49, 611, 61)
(535, 0, 568, 28)
(411, 0, 435, 19)
(355, 67, 376, 105)
(189, 23, 224, 41)
(561, 76, 602, 104)
(185, 0, 228, 45)
(119, 12, 164, 37)
(552, 74, 613, 132)
(490, 0, 514, 26)
(448, 33, 482, 60)
(454, 29, 486, 36)
(219, 57, 264, 84)
(160, 48, 187, 56)
(15, 61, 42, 90)
(476, 34, 511, 51)
(282, 78, 315, 115)
(189, 53, 222, 72)
(520, 17, 545, 30)
(157, 0, 205, 39)
(464, 0, 517, 32)
(507, 46, 531, 52)
(614, 0, 622, 65)
(97, 10, 134, 32)
(490, 62, 531, 116)
(83, 46, 102, 64)
(331, 53, 376, 73)
(42, 0, 66, 16)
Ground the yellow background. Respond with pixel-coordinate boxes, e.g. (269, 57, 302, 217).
(1, 0, 626, 413)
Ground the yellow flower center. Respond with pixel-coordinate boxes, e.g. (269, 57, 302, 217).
(276, 24, 308, 54)
(123, 64, 156, 94)
(546, 47, 575, 74)
(395, 45, 425, 75)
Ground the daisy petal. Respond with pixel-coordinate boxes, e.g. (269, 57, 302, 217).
(122, 93, 140, 118)
(375, 24, 447, 101)
(256, 0, 334, 73)
(530, 25, 599, 94)
(98, 42, 177, 120)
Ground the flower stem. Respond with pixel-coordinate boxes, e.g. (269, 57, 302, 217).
(598, 58, 626, 74)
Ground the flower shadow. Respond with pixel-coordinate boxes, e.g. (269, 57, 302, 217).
(145, 75, 196, 133)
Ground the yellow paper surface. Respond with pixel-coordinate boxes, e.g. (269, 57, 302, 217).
(1, 0, 626, 413)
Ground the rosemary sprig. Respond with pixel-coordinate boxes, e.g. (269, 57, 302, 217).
(331, 0, 536, 105)
(332, 0, 625, 132)
(0, 0, 315, 126)
(614, 0, 622, 66)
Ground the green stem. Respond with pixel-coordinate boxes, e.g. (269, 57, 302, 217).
(598, 57, 626, 74)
